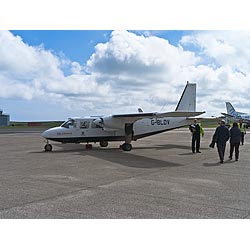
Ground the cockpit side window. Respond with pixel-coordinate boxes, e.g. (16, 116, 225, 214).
(61, 119, 76, 129)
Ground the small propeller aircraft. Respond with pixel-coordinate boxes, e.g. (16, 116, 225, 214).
(42, 82, 205, 152)
(221, 102, 250, 128)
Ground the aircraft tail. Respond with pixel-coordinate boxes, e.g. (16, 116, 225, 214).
(226, 102, 236, 115)
(175, 82, 196, 112)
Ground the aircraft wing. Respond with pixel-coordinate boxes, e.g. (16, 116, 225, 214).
(156, 111, 205, 118)
(113, 111, 204, 118)
(112, 111, 205, 123)
(94, 111, 205, 130)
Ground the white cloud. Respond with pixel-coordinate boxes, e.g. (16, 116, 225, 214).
(179, 31, 250, 113)
(0, 31, 63, 80)
(0, 30, 111, 116)
(180, 31, 250, 76)
(87, 30, 199, 82)
(1, 30, 250, 120)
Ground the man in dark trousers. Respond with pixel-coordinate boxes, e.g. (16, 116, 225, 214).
(229, 122, 241, 161)
(211, 119, 230, 163)
(189, 119, 204, 153)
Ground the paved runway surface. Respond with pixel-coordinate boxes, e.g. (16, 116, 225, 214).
(0, 127, 250, 218)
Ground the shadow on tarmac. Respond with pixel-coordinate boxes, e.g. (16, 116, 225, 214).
(31, 143, 183, 169)
(135, 144, 191, 151)
(203, 159, 235, 167)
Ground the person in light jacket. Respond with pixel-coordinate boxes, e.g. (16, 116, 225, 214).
(238, 119, 246, 145)
(229, 122, 241, 161)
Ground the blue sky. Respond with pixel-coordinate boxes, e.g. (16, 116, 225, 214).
(11, 30, 112, 64)
(10, 30, 187, 65)
(1, 30, 250, 121)
(1, 1, 250, 121)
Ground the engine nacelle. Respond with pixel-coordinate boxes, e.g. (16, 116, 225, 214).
(93, 116, 124, 130)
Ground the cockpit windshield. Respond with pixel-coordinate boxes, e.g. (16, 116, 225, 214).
(61, 119, 76, 129)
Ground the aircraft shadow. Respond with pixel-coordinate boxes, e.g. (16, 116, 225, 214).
(85, 150, 182, 169)
(34, 143, 182, 169)
(178, 147, 211, 156)
(135, 144, 191, 151)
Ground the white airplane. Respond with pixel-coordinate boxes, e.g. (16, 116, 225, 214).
(42, 82, 205, 152)
(221, 102, 250, 127)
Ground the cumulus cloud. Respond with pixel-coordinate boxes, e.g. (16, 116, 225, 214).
(87, 30, 199, 83)
(180, 31, 250, 113)
(0, 30, 110, 115)
(84, 30, 204, 113)
(1, 30, 250, 120)
(0, 31, 63, 81)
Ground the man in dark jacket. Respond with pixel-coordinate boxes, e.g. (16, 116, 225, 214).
(229, 122, 241, 161)
(189, 119, 204, 153)
(211, 120, 230, 163)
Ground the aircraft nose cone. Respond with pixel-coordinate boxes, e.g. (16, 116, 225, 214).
(42, 129, 50, 138)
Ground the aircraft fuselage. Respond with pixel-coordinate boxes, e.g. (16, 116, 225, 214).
(42, 116, 191, 144)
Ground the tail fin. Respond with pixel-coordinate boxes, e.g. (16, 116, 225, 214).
(226, 102, 236, 115)
(175, 82, 196, 112)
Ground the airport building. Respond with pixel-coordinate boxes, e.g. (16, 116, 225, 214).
(0, 109, 10, 126)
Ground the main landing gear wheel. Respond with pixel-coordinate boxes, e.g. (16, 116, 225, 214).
(100, 141, 108, 147)
(44, 144, 52, 152)
(121, 143, 132, 151)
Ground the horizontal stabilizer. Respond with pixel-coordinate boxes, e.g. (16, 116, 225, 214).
(221, 113, 234, 118)
(186, 115, 219, 121)
(237, 111, 248, 115)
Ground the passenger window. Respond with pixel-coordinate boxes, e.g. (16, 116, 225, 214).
(80, 121, 90, 129)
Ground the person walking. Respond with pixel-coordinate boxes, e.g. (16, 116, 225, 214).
(238, 119, 246, 145)
(211, 119, 229, 163)
(189, 119, 204, 153)
(229, 122, 241, 161)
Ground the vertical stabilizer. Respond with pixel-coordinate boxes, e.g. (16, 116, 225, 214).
(175, 82, 196, 112)
(226, 102, 236, 115)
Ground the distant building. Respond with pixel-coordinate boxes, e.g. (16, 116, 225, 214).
(0, 109, 10, 126)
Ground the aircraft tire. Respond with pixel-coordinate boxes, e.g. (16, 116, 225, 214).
(44, 144, 52, 152)
(122, 143, 132, 151)
(100, 141, 108, 147)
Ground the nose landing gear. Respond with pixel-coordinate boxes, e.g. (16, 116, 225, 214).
(44, 140, 53, 152)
